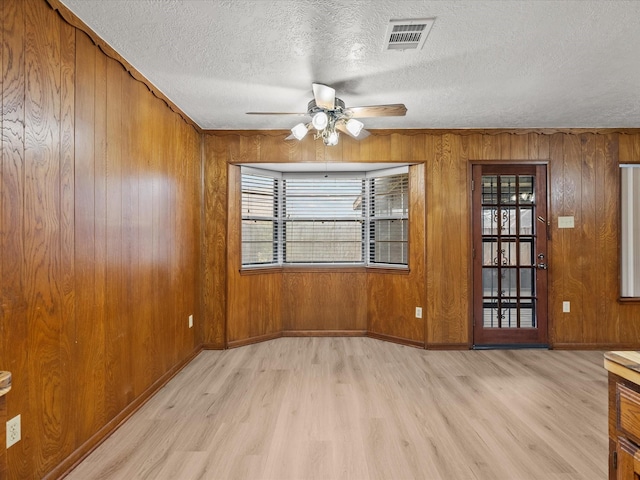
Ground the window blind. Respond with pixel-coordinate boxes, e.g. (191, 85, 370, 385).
(621, 165, 640, 297)
(368, 172, 409, 265)
(240, 166, 410, 268)
(283, 177, 365, 264)
(241, 171, 278, 265)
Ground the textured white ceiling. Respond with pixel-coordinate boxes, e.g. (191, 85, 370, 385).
(59, 0, 640, 130)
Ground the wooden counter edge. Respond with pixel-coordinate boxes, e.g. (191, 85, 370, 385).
(0, 371, 11, 397)
(605, 357, 640, 386)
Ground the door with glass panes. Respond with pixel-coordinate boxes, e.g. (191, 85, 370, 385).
(472, 164, 548, 346)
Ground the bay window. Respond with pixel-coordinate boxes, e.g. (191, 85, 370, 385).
(240, 165, 410, 268)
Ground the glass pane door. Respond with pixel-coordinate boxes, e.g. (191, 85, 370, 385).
(473, 165, 548, 346)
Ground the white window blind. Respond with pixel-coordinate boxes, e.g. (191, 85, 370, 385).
(241, 170, 278, 265)
(368, 172, 409, 265)
(283, 176, 365, 264)
(621, 165, 640, 297)
(240, 166, 410, 268)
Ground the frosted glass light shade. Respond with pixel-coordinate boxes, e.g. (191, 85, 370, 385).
(326, 130, 339, 146)
(312, 111, 329, 130)
(346, 118, 364, 137)
(291, 123, 308, 140)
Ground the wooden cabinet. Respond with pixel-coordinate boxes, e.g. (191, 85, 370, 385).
(606, 352, 640, 479)
(614, 437, 639, 480)
(0, 371, 11, 480)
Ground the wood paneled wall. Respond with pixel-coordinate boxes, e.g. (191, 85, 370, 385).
(202, 130, 640, 350)
(201, 133, 429, 347)
(5, 2, 640, 478)
(0, 1, 201, 478)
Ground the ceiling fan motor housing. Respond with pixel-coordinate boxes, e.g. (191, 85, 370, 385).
(307, 98, 347, 118)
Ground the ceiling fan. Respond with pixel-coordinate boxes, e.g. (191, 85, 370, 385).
(246, 83, 407, 146)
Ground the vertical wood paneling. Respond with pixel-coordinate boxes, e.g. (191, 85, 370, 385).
(152, 91, 170, 375)
(24, 0, 62, 473)
(425, 134, 444, 343)
(0, 0, 3, 387)
(595, 134, 615, 343)
(561, 134, 583, 343)
(425, 134, 469, 345)
(58, 9, 75, 462)
(105, 56, 125, 420)
(621, 134, 640, 164)
(93, 27, 108, 422)
(75, 30, 102, 445)
(201, 135, 227, 347)
(0, 3, 3, 423)
(6, 3, 640, 478)
(1, 2, 202, 477)
(451, 135, 470, 344)
(1, 0, 28, 476)
(170, 114, 181, 362)
(135, 81, 155, 394)
(498, 132, 511, 160)
(283, 272, 367, 332)
(225, 163, 282, 343)
(510, 133, 528, 160)
(603, 134, 621, 343)
(0, 396, 6, 479)
(368, 163, 426, 344)
(548, 133, 565, 344)
(580, 134, 597, 343)
(206, 129, 640, 351)
(482, 133, 500, 159)
(119, 59, 136, 407)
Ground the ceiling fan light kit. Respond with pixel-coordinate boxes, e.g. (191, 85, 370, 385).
(345, 118, 364, 137)
(311, 111, 329, 130)
(290, 122, 309, 140)
(248, 83, 407, 146)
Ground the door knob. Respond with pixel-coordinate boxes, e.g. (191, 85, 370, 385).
(537, 263, 547, 270)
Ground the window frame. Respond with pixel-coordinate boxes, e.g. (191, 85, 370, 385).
(366, 166, 410, 267)
(239, 165, 410, 271)
(620, 164, 640, 300)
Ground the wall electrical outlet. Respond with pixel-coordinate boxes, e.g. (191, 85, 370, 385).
(188, 314, 193, 328)
(415, 307, 423, 319)
(6, 414, 21, 448)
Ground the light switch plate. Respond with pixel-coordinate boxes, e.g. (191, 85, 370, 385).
(562, 301, 570, 313)
(415, 307, 423, 319)
(558, 216, 575, 228)
(188, 314, 193, 328)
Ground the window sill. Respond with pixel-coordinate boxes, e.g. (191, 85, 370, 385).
(240, 266, 283, 276)
(366, 265, 411, 275)
(619, 297, 640, 304)
(240, 264, 410, 275)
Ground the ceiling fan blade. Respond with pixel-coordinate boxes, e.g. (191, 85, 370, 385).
(246, 112, 308, 116)
(312, 83, 336, 110)
(345, 104, 407, 118)
(336, 123, 371, 140)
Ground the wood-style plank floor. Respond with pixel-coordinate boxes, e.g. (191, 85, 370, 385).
(66, 338, 608, 480)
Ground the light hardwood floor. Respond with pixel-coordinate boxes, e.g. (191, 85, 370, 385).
(66, 338, 608, 480)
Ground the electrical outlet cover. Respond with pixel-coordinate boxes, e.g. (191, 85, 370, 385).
(7, 414, 21, 448)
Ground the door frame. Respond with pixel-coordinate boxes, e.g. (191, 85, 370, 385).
(468, 160, 551, 348)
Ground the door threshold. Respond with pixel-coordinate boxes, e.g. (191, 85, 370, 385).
(473, 344, 549, 350)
